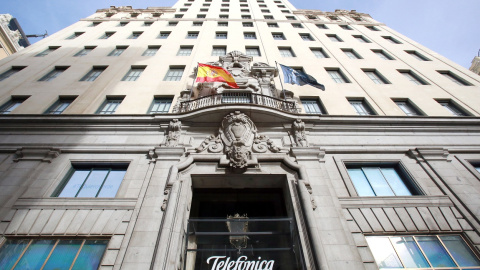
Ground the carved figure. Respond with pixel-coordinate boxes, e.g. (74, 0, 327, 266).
(292, 119, 308, 147)
(165, 119, 182, 147)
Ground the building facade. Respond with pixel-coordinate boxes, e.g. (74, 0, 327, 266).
(0, 1, 480, 270)
(0, 14, 29, 60)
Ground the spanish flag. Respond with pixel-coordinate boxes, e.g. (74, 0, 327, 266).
(196, 63, 239, 88)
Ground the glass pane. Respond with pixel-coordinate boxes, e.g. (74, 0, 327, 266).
(347, 168, 375, 196)
(43, 239, 83, 270)
(15, 239, 55, 269)
(416, 236, 456, 267)
(363, 168, 395, 196)
(391, 237, 430, 268)
(58, 170, 90, 197)
(381, 168, 412, 196)
(0, 239, 29, 270)
(72, 240, 108, 270)
(441, 235, 480, 267)
(366, 237, 403, 268)
(76, 169, 108, 197)
(97, 170, 126, 197)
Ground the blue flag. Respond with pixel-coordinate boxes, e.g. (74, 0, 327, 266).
(279, 64, 325, 90)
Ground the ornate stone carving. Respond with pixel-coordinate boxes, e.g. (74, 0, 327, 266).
(14, 148, 61, 163)
(164, 119, 182, 147)
(291, 119, 308, 147)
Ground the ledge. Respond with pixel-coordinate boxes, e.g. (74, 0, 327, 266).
(338, 195, 453, 208)
(13, 197, 137, 210)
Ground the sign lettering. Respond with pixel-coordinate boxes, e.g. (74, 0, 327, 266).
(206, 256, 274, 270)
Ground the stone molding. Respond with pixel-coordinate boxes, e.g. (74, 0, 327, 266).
(408, 148, 451, 162)
(13, 147, 60, 163)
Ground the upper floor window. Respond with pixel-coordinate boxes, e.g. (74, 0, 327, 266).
(339, 25, 352, 30)
(108, 46, 128, 56)
(186, 31, 199, 39)
(99, 32, 115, 39)
(164, 67, 185, 81)
(264, 15, 274, 20)
(177, 46, 193, 56)
(261, 9, 270, 13)
(301, 99, 326, 114)
(118, 21, 129, 27)
(272, 33, 286, 40)
(267, 23, 279, 28)
(242, 15, 252, 19)
(38, 66, 69, 82)
(286, 16, 296, 20)
(0, 66, 26, 81)
(0, 97, 28, 114)
(216, 32, 227, 39)
(243, 22, 253, 27)
(149, 98, 172, 114)
(218, 22, 228, 27)
(327, 34, 342, 42)
(66, 32, 84, 40)
(316, 24, 328, 29)
(35, 46, 60, 57)
(169, 21, 179, 26)
(90, 22, 101, 27)
(394, 99, 422, 116)
(244, 32, 257, 39)
(175, 14, 184, 18)
(142, 46, 160, 56)
(128, 31, 143, 39)
(311, 48, 328, 58)
(74, 46, 96, 57)
(405, 50, 431, 61)
(212, 46, 227, 56)
(383, 36, 402, 44)
(278, 47, 295, 57)
(122, 66, 145, 81)
(193, 22, 203, 26)
(80, 66, 107, 82)
(365, 25, 380, 31)
(45, 97, 76, 114)
(372, 49, 394, 60)
(363, 69, 390, 84)
(158, 31, 171, 39)
(348, 99, 375, 115)
(291, 23, 303, 28)
(342, 49, 362, 59)
(436, 99, 469, 116)
(219, 14, 229, 19)
(327, 68, 349, 83)
(353, 35, 371, 43)
(245, 47, 261, 57)
(399, 70, 429, 85)
(97, 97, 123, 114)
(299, 33, 314, 41)
(437, 71, 472, 86)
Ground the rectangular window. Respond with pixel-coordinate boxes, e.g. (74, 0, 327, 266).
(241, 9, 249, 13)
(394, 99, 422, 116)
(353, 35, 370, 43)
(218, 22, 228, 27)
(366, 235, 480, 269)
(372, 49, 394, 60)
(45, 97, 76, 114)
(261, 9, 270, 13)
(437, 71, 472, 86)
(339, 25, 352, 30)
(264, 15, 274, 19)
(35, 46, 60, 57)
(272, 33, 286, 40)
(327, 34, 342, 42)
(267, 23, 278, 28)
(327, 68, 349, 83)
(383, 36, 402, 44)
(128, 31, 143, 39)
(366, 25, 379, 31)
(245, 47, 261, 56)
(74, 46, 96, 57)
(142, 46, 160, 56)
(149, 98, 172, 114)
(186, 31, 199, 39)
(286, 16, 296, 20)
(347, 165, 419, 196)
(144, 22, 153, 27)
(38, 66, 69, 82)
(0, 66, 26, 81)
(316, 24, 328, 29)
(436, 99, 468, 116)
(311, 48, 328, 58)
(193, 22, 203, 26)
(97, 97, 124, 114)
(169, 21, 179, 26)
(0, 97, 28, 114)
(363, 69, 390, 84)
(212, 46, 227, 56)
(301, 99, 326, 114)
(66, 32, 84, 40)
(349, 99, 375, 115)
(221, 9, 229, 12)
(242, 15, 252, 19)
(90, 22, 101, 27)
(299, 33, 314, 41)
(278, 47, 295, 57)
(180, 8, 188, 12)
(164, 67, 185, 81)
(281, 10, 290, 14)
(175, 14, 183, 18)
(342, 49, 362, 59)
(121, 66, 145, 81)
(406, 50, 431, 61)
(243, 22, 253, 27)
(80, 66, 107, 81)
(291, 23, 303, 28)
(244, 32, 257, 39)
(99, 32, 115, 39)
(107, 46, 128, 56)
(216, 32, 227, 39)
(55, 164, 128, 197)
(177, 46, 193, 56)
(0, 238, 108, 269)
(158, 31, 171, 39)
(399, 70, 428, 85)
(119, 21, 129, 27)
(219, 15, 229, 19)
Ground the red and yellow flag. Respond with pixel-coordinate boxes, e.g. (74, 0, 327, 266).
(196, 63, 239, 88)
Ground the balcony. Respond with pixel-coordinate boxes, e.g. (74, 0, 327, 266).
(178, 92, 298, 113)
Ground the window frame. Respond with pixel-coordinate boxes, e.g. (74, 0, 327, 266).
(0, 96, 29, 114)
(371, 49, 394, 60)
(245, 46, 261, 57)
(342, 48, 362, 59)
(326, 68, 350, 83)
(363, 69, 390, 84)
(0, 66, 26, 81)
(148, 97, 173, 114)
(348, 98, 375, 115)
(437, 71, 472, 86)
(177, 46, 193, 56)
(142, 46, 160, 56)
(80, 66, 107, 82)
(164, 66, 185, 81)
(107, 46, 128, 56)
(38, 66, 69, 82)
(121, 66, 145, 82)
(278, 47, 295, 57)
(300, 98, 327, 114)
(212, 46, 227, 56)
(45, 96, 77, 114)
(393, 99, 423, 116)
(436, 99, 470, 116)
(96, 97, 124, 114)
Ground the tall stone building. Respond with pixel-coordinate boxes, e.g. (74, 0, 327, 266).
(0, 1, 480, 269)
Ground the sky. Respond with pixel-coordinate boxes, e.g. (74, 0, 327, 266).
(3, 0, 479, 69)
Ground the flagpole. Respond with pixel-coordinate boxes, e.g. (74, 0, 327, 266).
(189, 62, 199, 101)
(275, 61, 287, 102)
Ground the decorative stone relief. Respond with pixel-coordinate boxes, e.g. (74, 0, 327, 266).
(13, 148, 61, 163)
(291, 119, 308, 147)
(164, 119, 182, 147)
(195, 111, 282, 169)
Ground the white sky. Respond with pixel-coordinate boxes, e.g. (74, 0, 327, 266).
(4, 0, 480, 68)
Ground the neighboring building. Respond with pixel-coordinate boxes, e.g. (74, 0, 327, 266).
(0, 2, 480, 270)
(470, 55, 480, 75)
(0, 14, 30, 60)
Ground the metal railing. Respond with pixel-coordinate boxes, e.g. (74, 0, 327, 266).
(178, 92, 297, 113)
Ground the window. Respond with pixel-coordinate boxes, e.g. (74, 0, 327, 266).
(99, 32, 115, 39)
(0, 97, 28, 114)
(149, 98, 172, 113)
(97, 97, 123, 114)
(55, 164, 127, 197)
(311, 48, 328, 58)
(245, 47, 261, 56)
(186, 31, 199, 39)
(278, 47, 295, 57)
(366, 235, 480, 269)
(243, 22, 253, 27)
(405, 50, 430, 61)
(45, 97, 76, 114)
(197, 14, 206, 19)
(399, 70, 428, 85)
(261, 9, 270, 13)
(118, 21, 128, 27)
(366, 25, 379, 31)
(353, 35, 370, 43)
(264, 15, 274, 19)
(218, 22, 228, 27)
(301, 99, 326, 114)
(383, 36, 402, 44)
(0, 238, 108, 269)
(327, 68, 349, 83)
(240, 4, 248, 7)
(437, 71, 472, 86)
(193, 22, 203, 26)
(339, 25, 352, 30)
(364, 69, 389, 84)
(300, 33, 314, 41)
(35, 46, 60, 57)
(142, 46, 160, 56)
(90, 22, 101, 27)
(164, 67, 185, 81)
(158, 31, 170, 39)
(175, 14, 183, 18)
(244, 32, 256, 39)
(128, 31, 143, 39)
(180, 8, 188, 12)
(394, 100, 422, 116)
(291, 23, 303, 28)
(177, 46, 193, 56)
(372, 49, 393, 60)
(107, 46, 128, 56)
(212, 46, 226, 56)
(221, 9, 229, 12)
(272, 33, 286, 40)
(216, 32, 227, 39)
(347, 165, 418, 196)
(327, 34, 342, 42)
(242, 15, 252, 19)
(222, 4, 229, 7)
(342, 49, 362, 59)
(219, 14, 229, 19)
(38, 66, 69, 82)
(348, 99, 375, 115)
(267, 23, 279, 28)
(241, 9, 249, 12)
(436, 100, 468, 116)
(74, 46, 96, 57)
(316, 24, 328, 29)
(122, 66, 145, 81)
(80, 66, 107, 81)
(66, 32, 84, 40)
(286, 16, 296, 20)
(259, 4, 267, 7)
(169, 21, 179, 26)
(281, 10, 290, 13)
(0, 66, 26, 81)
